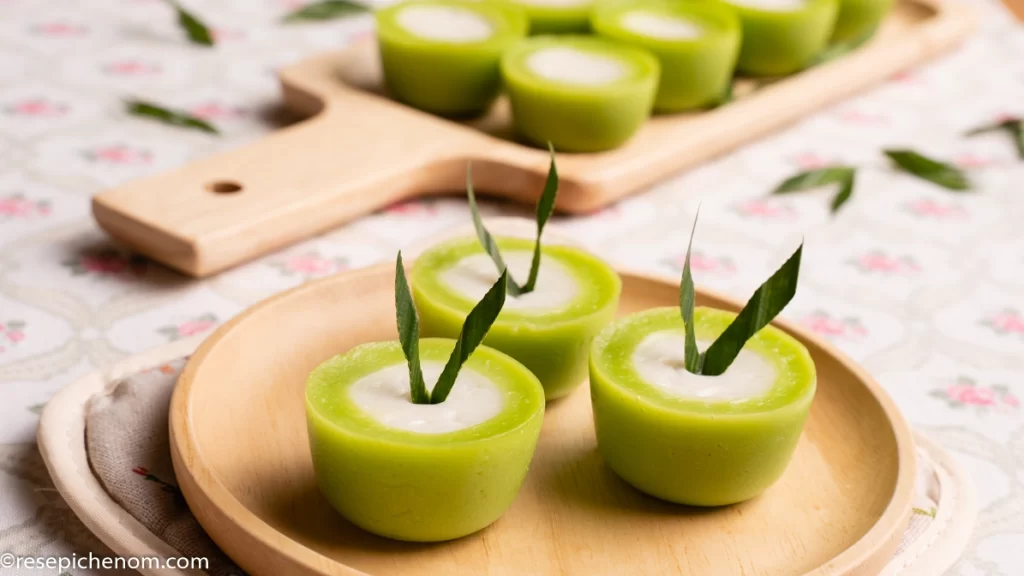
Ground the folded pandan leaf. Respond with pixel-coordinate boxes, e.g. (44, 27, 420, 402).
(282, 0, 368, 23)
(166, 0, 214, 46)
(772, 166, 857, 214)
(678, 214, 803, 376)
(395, 252, 508, 404)
(884, 149, 971, 191)
(125, 100, 219, 135)
(467, 143, 558, 296)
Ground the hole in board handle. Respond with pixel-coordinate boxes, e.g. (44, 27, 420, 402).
(207, 180, 243, 194)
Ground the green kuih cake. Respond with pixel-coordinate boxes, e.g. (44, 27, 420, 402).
(375, 0, 528, 117)
(591, 0, 741, 112)
(830, 0, 892, 44)
(412, 150, 621, 400)
(500, 36, 660, 152)
(306, 255, 545, 542)
(590, 214, 815, 506)
(491, 0, 596, 34)
(714, 0, 838, 76)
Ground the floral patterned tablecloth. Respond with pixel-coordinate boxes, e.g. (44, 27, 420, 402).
(1, 0, 1022, 574)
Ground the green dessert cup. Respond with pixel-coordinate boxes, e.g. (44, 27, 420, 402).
(376, 0, 528, 117)
(589, 307, 816, 506)
(306, 339, 545, 542)
(713, 0, 839, 76)
(830, 0, 893, 45)
(500, 35, 660, 152)
(592, 0, 741, 112)
(490, 0, 595, 34)
(411, 236, 621, 401)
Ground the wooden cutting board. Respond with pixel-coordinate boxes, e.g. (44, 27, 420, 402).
(92, 0, 976, 277)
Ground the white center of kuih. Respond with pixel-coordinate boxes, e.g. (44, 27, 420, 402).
(632, 331, 777, 401)
(396, 5, 493, 43)
(349, 362, 503, 434)
(526, 47, 627, 86)
(726, 0, 806, 11)
(441, 252, 579, 313)
(516, 0, 592, 6)
(621, 11, 703, 40)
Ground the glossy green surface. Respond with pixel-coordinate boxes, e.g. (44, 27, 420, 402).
(592, 0, 741, 112)
(411, 236, 621, 400)
(714, 0, 839, 76)
(376, 0, 528, 117)
(500, 36, 659, 152)
(306, 339, 545, 541)
(491, 0, 595, 34)
(831, 0, 892, 44)
(590, 307, 816, 506)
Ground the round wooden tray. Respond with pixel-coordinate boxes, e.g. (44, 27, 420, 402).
(169, 256, 916, 575)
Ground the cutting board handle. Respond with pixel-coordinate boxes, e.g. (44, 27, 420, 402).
(92, 105, 473, 277)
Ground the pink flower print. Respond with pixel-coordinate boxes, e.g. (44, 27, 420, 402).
(930, 377, 1020, 412)
(732, 198, 797, 219)
(801, 310, 867, 339)
(981, 308, 1024, 337)
(889, 69, 919, 84)
(0, 194, 51, 219)
(177, 318, 216, 337)
(272, 252, 349, 278)
(791, 152, 831, 170)
(662, 252, 736, 275)
(63, 248, 148, 277)
(102, 60, 163, 76)
(946, 383, 996, 406)
(188, 102, 247, 121)
(903, 198, 967, 219)
(0, 320, 27, 354)
(83, 144, 153, 165)
(4, 98, 69, 117)
(351, 30, 375, 43)
(953, 153, 996, 169)
(849, 251, 919, 274)
(157, 313, 219, 341)
(31, 22, 89, 37)
(383, 199, 439, 216)
(212, 28, 246, 42)
(81, 255, 127, 274)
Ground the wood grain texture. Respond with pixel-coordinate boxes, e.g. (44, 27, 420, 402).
(169, 265, 917, 576)
(1001, 0, 1024, 20)
(93, 0, 976, 278)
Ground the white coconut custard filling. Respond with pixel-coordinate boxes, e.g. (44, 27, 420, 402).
(526, 47, 628, 86)
(440, 251, 579, 313)
(621, 11, 703, 40)
(631, 331, 778, 402)
(349, 361, 504, 434)
(726, 0, 807, 11)
(395, 5, 494, 43)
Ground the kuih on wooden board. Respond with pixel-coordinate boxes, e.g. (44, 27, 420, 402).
(93, 0, 976, 278)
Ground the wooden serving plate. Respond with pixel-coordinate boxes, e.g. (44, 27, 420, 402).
(169, 253, 916, 574)
(93, 0, 976, 278)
